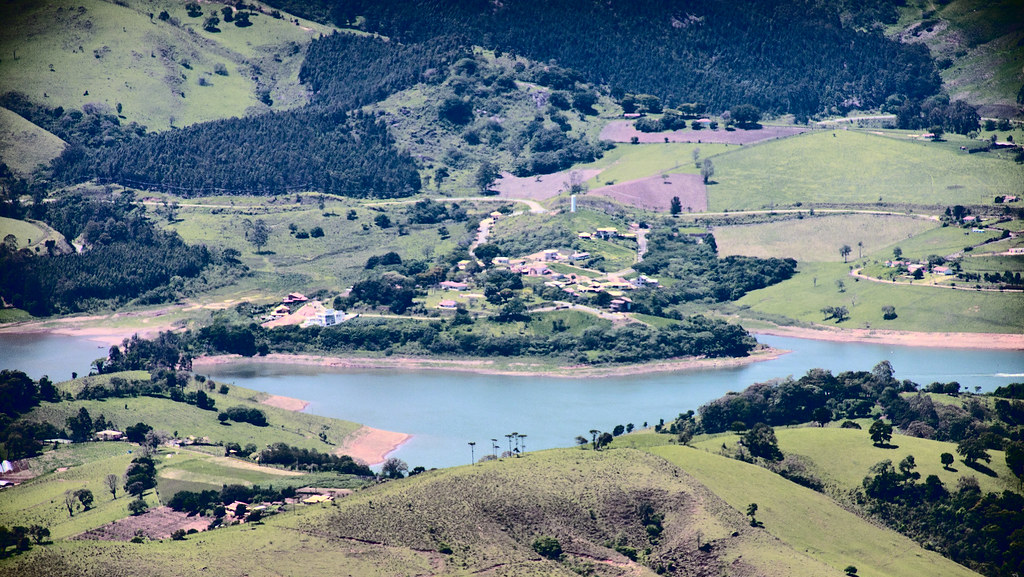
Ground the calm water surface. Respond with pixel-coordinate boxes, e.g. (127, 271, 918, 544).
(2, 332, 1022, 469)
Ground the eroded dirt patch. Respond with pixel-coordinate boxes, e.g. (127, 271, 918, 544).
(590, 173, 706, 212)
(600, 121, 807, 144)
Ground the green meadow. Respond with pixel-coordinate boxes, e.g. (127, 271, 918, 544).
(713, 213, 938, 262)
(0, 0, 333, 131)
(734, 260, 1024, 333)
(0, 106, 65, 176)
(707, 130, 1024, 210)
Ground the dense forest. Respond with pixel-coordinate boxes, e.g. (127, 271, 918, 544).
(272, 0, 941, 116)
(0, 193, 230, 315)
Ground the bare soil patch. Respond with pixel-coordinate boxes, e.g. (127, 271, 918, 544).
(261, 394, 310, 412)
(334, 426, 412, 466)
(492, 169, 602, 201)
(77, 506, 211, 541)
(600, 121, 808, 145)
(755, 326, 1024, 350)
(589, 173, 706, 212)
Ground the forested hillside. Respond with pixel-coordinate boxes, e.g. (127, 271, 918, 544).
(275, 0, 942, 116)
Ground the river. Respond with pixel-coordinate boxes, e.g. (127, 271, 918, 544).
(2, 333, 1023, 469)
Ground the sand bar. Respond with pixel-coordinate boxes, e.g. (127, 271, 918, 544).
(335, 426, 412, 466)
(756, 325, 1024, 350)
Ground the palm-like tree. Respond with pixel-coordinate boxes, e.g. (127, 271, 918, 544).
(468, 441, 476, 465)
(491, 438, 499, 459)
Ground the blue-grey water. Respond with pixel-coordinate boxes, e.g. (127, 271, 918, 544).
(2, 332, 1022, 469)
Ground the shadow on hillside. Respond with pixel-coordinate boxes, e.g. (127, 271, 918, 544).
(873, 443, 900, 450)
(964, 461, 998, 477)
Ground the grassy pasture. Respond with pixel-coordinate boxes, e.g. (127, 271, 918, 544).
(734, 260, 1024, 333)
(712, 213, 937, 262)
(772, 427, 1017, 495)
(707, 130, 1024, 210)
(0, 0, 331, 131)
(874, 225, 1003, 260)
(959, 254, 1024, 275)
(158, 197, 469, 294)
(0, 216, 51, 250)
(649, 444, 981, 577)
(0, 106, 66, 175)
(27, 374, 362, 451)
(578, 141, 734, 188)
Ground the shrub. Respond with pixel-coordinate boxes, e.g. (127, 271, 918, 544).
(532, 536, 562, 560)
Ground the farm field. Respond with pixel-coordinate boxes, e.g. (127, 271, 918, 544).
(712, 213, 938, 262)
(0, 106, 65, 176)
(0, 216, 69, 252)
(0, 0, 333, 131)
(733, 260, 1024, 333)
(579, 141, 734, 187)
(707, 130, 1024, 210)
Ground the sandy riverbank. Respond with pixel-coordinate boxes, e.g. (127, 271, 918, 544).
(335, 426, 412, 466)
(257, 393, 408, 465)
(755, 325, 1024, 350)
(192, 347, 787, 379)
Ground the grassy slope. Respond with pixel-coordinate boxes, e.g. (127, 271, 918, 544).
(0, 0, 333, 130)
(24, 373, 362, 451)
(734, 260, 1024, 332)
(892, 0, 1024, 115)
(713, 213, 938, 262)
(578, 141, 734, 188)
(707, 130, 1024, 211)
(648, 443, 981, 577)
(0, 106, 65, 175)
(0, 215, 70, 252)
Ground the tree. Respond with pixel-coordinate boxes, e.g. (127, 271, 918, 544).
(700, 158, 715, 184)
(730, 104, 762, 127)
(105, 473, 120, 499)
(246, 219, 270, 253)
(881, 305, 897, 320)
(381, 457, 408, 479)
(741, 423, 782, 460)
(928, 125, 944, 141)
(203, 16, 220, 32)
(63, 490, 77, 516)
(821, 305, 849, 323)
(185, 1, 202, 17)
(746, 503, 760, 526)
(839, 244, 852, 263)
(844, 566, 858, 576)
(937, 450, 954, 469)
(475, 161, 500, 194)
(28, 525, 49, 545)
(898, 455, 919, 480)
(669, 196, 682, 215)
(66, 407, 93, 442)
(957, 438, 990, 465)
(869, 419, 893, 446)
(532, 536, 562, 560)
(74, 489, 93, 511)
(128, 497, 149, 516)
(857, 241, 863, 259)
(373, 213, 391, 228)
(468, 441, 476, 465)
(892, 246, 902, 260)
(1005, 441, 1024, 490)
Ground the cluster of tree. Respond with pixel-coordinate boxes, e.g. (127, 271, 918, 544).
(889, 94, 981, 134)
(0, 370, 61, 460)
(699, 362, 904, 433)
(257, 442, 372, 475)
(860, 461, 1024, 577)
(0, 524, 50, 556)
(630, 231, 797, 315)
(94, 110, 421, 198)
(218, 406, 268, 427)
(405, 199, 468, 225)
(264, 313, 755, 363)
(343, 274, 417, 314)
(282, 0, 942, 117)
(0, 193, 221, 316)
(168, 483, 298, 517)
(510, 125, 610, 176)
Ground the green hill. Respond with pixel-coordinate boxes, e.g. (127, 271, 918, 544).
(0, 0, 334, 131)
(0, 106, 65, 176)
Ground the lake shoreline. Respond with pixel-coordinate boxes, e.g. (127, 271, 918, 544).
(753, 325, 1024, 350)
(191, 347, 789, 379)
